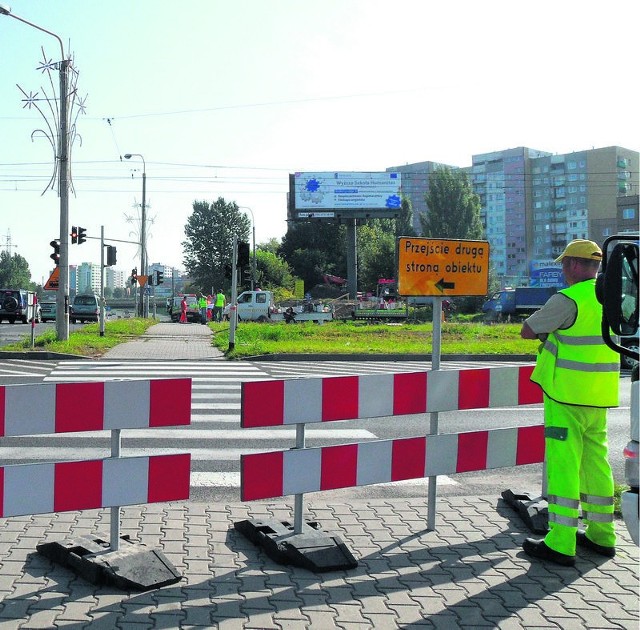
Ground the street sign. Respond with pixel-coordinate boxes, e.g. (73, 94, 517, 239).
(397, 237, 490, 297)
(138, 275, 148, 287)
(44, 267, 60, 291)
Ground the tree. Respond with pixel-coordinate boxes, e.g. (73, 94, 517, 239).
(0, 251, 34, 289)
(257, 237, 281, 255)
(182, 197, 250, 292)
(419, 166, 483, 239)
(279, 221, 347, 291)
(255, 249, 294, 290)
(358, 219, 396, 292)
(396, 196, 416, 238)
(419, 166, 485, 314)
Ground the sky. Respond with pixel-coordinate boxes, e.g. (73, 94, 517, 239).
(1, 0, 639, 285)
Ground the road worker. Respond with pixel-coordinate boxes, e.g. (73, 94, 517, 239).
(213, 289, 226, 323)
(198, 293, 208, 325)
(520, 239, 620, 566)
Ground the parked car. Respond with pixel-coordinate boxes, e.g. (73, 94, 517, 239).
(168, 295, 200, 323)
(40, 300, 57, 322)
(70, 294, 100, 323)
(0, 289, 41, 324)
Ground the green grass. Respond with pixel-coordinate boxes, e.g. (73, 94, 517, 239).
(3, 318, 156, 357)
(209, 320, 536, 359)
(4, 318, 537, 360)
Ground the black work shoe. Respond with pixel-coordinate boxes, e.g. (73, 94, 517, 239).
(523, 538, 576, 566)
(576, 531, 616, 558)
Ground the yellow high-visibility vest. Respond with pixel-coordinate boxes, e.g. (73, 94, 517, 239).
(531, 279, 619, 408)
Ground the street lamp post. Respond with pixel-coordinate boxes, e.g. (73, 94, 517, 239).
(1, 5, 71, 341)
(239, 206, 256, 291)
(124, 153, 147, 317)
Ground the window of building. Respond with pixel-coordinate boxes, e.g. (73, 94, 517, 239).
(622, 207, 636, 219)
(568, 161, 577, 170)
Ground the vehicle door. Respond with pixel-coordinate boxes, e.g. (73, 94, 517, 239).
(254, 292, 269, 319)
(237, 292, 254, 320)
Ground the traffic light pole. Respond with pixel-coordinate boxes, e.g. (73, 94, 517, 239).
(99, 226, 106, 337)
(228, 236, 238, 351)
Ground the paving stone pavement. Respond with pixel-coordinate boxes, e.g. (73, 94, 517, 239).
(0, 323, 637, 628)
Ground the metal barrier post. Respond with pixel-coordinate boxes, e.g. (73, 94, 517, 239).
(427, 297, 443, 530)
(293, 423, 306, 534)
(110, 428, 121, 551)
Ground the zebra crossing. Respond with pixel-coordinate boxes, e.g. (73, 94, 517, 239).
(251, 358, 532, 379)
(0, 358, 56, 380)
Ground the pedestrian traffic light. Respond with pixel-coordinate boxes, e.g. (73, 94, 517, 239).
(106, 245, 117, 266)
(238, 241, 250, 267)
(50, 239, 60, 266)
(70, 226, 78, 244)
(77, 226, 87, 245)
(224, 263, 232, 279)
(242, 268, 252, 284)
(155, 270, 164, 285)
(131, 267, 137, 285)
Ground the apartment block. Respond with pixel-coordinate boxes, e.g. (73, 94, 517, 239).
(392, 145, 639, 286)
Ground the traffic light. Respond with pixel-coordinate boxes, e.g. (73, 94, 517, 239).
(155, 270, 164, 285)
(106, 245, 117, 266)
(70, 226, 78, 244)
(242, 268, 252, 284)
(50, 239, 60, 266)
(77, 226, 87, 245)
(224, 264, 232, 279)
(131, 267, 137, 285)
(238, 241, 250, 267)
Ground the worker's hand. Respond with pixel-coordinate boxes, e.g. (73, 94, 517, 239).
(520, 322, 537, 340)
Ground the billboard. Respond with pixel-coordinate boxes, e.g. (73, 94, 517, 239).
(288, 171, 402, 220)
(529, 259, 565, 287)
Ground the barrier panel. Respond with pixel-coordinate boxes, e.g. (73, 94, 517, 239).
(235, 365, 544, 571)
(0, 378, 192, 590)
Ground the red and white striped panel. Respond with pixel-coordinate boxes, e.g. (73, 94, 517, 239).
(241, 425, 544, 501)
(0, 378, 192, 437)
(0, 453, 191, 518)
(241, 365, 541, 428)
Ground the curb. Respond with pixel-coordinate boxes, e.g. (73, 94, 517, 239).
(0, 351, 88, 360)
(238, 353, 537, 362)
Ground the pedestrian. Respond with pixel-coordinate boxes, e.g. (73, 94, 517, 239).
(213, 289, 226, 323)
(520, 239, 620, 566)
(198, 293, 208, 325)
(179, 296, 188, 324)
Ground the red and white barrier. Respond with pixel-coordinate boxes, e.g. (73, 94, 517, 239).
(0, 378, 192, 521)
(0, 453, 191, 518)
(0, 378, 191, 436)
(241, 365, 541, 428)
(241, 425, 544, 501)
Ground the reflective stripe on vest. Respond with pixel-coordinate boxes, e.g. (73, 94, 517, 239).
(531, 279, 619, 407)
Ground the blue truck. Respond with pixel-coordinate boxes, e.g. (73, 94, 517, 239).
(482, 286, 560, 321)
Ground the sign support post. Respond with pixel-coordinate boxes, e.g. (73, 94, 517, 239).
(397, 237, 490, 529)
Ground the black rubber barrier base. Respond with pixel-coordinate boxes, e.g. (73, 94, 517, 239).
(37, 533, 182, 591)
(501, 489, 549, 534)
(234, 518, 358, 572)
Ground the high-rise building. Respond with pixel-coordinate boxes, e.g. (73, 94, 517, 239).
(76, 262, 101, 294)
